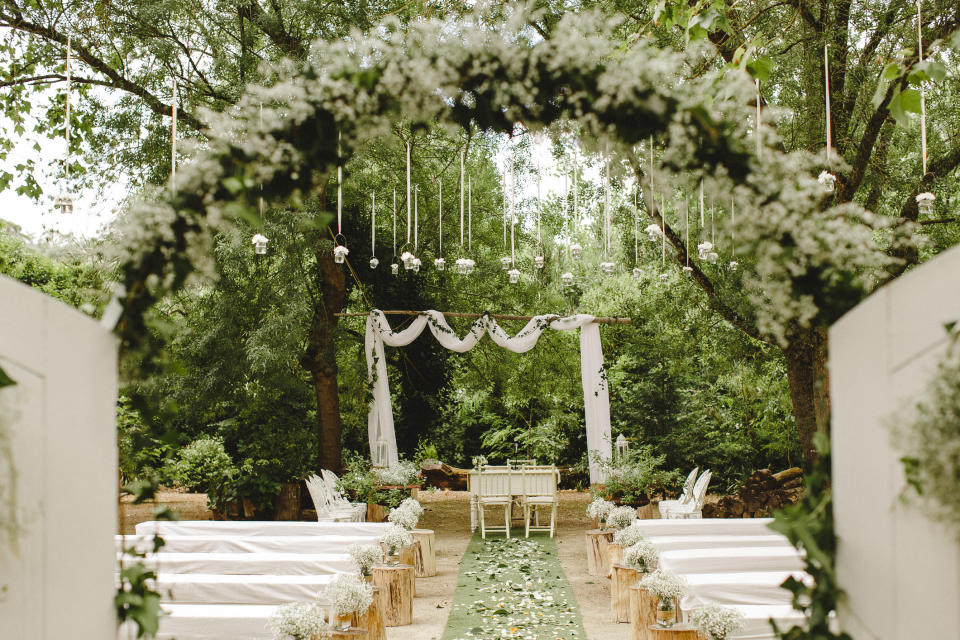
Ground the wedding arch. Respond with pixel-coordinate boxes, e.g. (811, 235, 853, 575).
(362, 310, 629, 484)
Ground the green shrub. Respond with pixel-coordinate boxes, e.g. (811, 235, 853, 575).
(593, 446, 681, 507)
(168, 437, 236, 510)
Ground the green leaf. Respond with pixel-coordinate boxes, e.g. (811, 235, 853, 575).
(746, 57, 774, 83)
(881, 62, 901, 80)
(0, 365, 15, 389)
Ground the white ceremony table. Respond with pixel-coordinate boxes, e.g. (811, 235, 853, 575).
(467, 467, 558, 531)
(658, 546, 805, 575)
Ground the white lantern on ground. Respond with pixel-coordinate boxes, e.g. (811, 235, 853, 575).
(54, 191, 75, 215)
(916, 192, 935, 216)
(508, 268, 520, 284)
(391, 262, 399, 275)
(333, 244, 349, 264)
(600, 261, 615, 275)
(251, 233, 269, 255)
(632, 267, 643, 280)
(434, 257, 446, 271)
(534, 254, 545, 269)
(561, 272, 574, 286)
(616, 434, 629, 460)
(570, 243, 582, 259)
(500, 256, 512, 270)
(645, 224, 662, 242)
(369, 257, 379, 269)
(817, 170, 837, 192)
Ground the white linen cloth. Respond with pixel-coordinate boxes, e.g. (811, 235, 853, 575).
(632, 517, 776, 537)
(154, 572, 337, 605)
(648, 534, 794, 552)
(134, 520, 388, 538)
(141, 603, 279, 640)
(680, 571, 810, 608)
(119, 534, 377, 555)
(122, 551, 353, 576)
(679, 603, 808, 640)
(658, 546, 805, 574)
(365, 310, 612, 482)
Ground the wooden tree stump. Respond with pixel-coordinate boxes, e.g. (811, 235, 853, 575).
(410, 529, 437, 577)
(646, 624, 699, 639)
(611, 563, 638, 623)
(371, 563, 414, 626)
(630, 585, 657, 640)
(358, 586, 386, 640)
(586, 529, 613, 577)
(330, 628, 368, 640)
(367, 503, 388, 522)
(606, 543, 624, 578)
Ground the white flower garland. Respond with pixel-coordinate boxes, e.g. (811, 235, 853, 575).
(267, 602, 330, 640)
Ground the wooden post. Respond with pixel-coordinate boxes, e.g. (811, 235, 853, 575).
(367, 503, 388, 522)
(371, 563, 414, 626)
(586, 529, 614, 577)
(646, 624, 699, 639)
(410, 529, 437, 577)
(611, 563, 638, 623)
(630, 585, 657, 640)
(606, 542, 624, 578)
(331, 628, 368, 640)
(358, 586, 386, 640)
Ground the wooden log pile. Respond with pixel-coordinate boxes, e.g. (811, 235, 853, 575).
(701, 467, 804, 518)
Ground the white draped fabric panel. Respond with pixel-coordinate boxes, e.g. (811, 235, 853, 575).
(364, 309, 612, 483)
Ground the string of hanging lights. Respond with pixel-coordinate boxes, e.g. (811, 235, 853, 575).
(915, 0, 936, 215)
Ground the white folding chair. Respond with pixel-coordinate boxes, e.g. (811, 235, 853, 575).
(304, 474, 359, 522)
(521, 465, 559, 538)
(658, 467, 699, 518)
(321, 469, 366, 521)
(477, 464, 512, 539)
(667, 470, 712, 519)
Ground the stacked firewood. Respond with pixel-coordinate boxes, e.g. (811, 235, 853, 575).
(701, 467, 804, 518)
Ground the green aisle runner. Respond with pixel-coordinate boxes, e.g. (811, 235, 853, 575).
(441, 534, 586, 640)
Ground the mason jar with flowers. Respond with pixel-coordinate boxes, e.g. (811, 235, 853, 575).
(379, 523, 413, 564)
(347, 543, 382, 582)
(586, 498, 614, 530)
(689, 603, 745, 640)
(267, 602, 330, 640)
(622, 539, 659, 577)
(639, 570, 689, 628)
(322, 573, 374, 631)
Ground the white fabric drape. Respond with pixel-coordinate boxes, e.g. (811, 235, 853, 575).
(364, 310, 612, 483)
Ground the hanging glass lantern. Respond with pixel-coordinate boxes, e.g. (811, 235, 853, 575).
(411, 257, 422, 273)
(659, 272, 670, 282)
(434, 257, 446, 271)
(817, 170, 837, 192)
(400, 250, 416, 270)
(500, 256, 513, 270)
(561, 272, 574, 286)
(374, 437, 389, 468)
(251, 233, 269, 255)
(916, 192, 935, 216)
(369, 257, 379, 269)
(600, 261, 616, 275)
(333, 234, 349, 264)
(391, 262, 399, 275)
(455, 257, 474, 275)
(707, 251, 719, 264)
(645, 224, 662, 242)
(534, 254, 545, 269)
(682, 265, 694, 275)
(570, 243, 582, 259)
(632, 267, 643, 280)
(697, 241, 714, 261)
(728, 260, 739, 271)
(54, 191, 75, 215)
(508, 268, 521, 284)
(615, 434, 629, 460)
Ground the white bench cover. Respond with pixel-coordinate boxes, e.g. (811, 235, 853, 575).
(659, 546, 804, 574)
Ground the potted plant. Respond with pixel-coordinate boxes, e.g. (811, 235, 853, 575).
(639, 570, 689, 628)
(378, 523, 413, 564)
(586, 497, 614, 530)
(689, 603, 745, 640)
(267, 602, 330, 640)
(322, 574, 374, 630)
(605, 505, 638, 531)
(347, 543, 382, 582)
(387, 498, 423, 530)
(622, 539, 660, 575)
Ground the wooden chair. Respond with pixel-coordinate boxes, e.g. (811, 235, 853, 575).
(520, 465, 559, 538)
(477, 464, 512, 539)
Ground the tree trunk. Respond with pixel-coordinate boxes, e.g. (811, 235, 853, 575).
(303, 234, 347, 474)
(784, 326, 830, 465)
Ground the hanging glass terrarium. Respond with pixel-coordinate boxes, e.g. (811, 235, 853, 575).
(916, 192, 935, 216)
(728, 260, 739, 271)
(534, 253, 545, 270)
(400, 250, 416, 270)
(570, 243, 582, 259)
(455, 257, 475, 275)
(683, 265, 694, 275)
(411, 257, 422, 273)
(632, 267, 643, 280)
(434, 257, 446, 271)
(391, 262, 399, 275)
(561, 272, 574, 286)
(697, 241, 714, 261)
(508, 268, 520, 284)
(369, 257, 379, 269)
(54, 191, 75, 215)
(600, 261, 616, 275)
(333, 235, 349, 263)
(500, 256, 512, 270)
(817, 170, 837, 192)
(645, 223, 662, 242)
(251, 233, 269, 255)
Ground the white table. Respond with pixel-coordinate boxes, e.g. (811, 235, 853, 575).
(467, 468, 558, 531)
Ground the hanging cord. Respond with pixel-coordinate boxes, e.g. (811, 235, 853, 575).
(438, 178, 442, 258)
(509, 152, 515, 265)
(634, 188, 639, 265)
(459, 151, 465, 247)
(468, 175, 472, 252)
(756, 79, 761, 158)
(918, 0, 928, 176)
(604, 157, 611, 259)
(406, 142, 411, 245)
(503, 171, 508, 251)
(371, 193, 376, 257)
(258, 103, 264, 219)
(392, 187, 397, 257)
(710, 197, 715, 244)
(685, 200, 690, 267)
(65, 37, 72, 190)
(414, 184, 419, 251)
(536, 166, 542, 245)
(573, 150, 579, 230)
(699, 180, 705, 239)
(661, 195, 666, 268)
(337, 132, 343, 236)
(171, 77, 178, 190)
(731, 197, 736, 259)
(824, 44, 832, 168)
(563, 173, 569, 262)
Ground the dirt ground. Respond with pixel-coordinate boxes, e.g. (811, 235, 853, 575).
(120, 489, 634, 640)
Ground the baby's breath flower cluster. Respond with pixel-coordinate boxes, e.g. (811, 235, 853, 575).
(689, 603, 746, 640)
(612, 522, 646, 547)
(379, 523, 413, 554)
(623, 539, 660, 572)
(387, 499, 422, 530)
(605, 505, 637, 530)
(347, 543, 382, 576)
(374, 460, 419, 486)
(586, 497, 614, 521)
(322, 573, 374, 617)
(267, 602, 330, 640)
(640, 570, 689, 603)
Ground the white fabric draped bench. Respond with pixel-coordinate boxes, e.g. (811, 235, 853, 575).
(632, 517, 776, 537)
(154, 573, 336, 605)
(119, 551, 354, 576)
(118, 534, 374, 555)
(681, 571, 810, 608)
(647, 534, 794, 552)
(659, 546, 805, 574)
(134, 520, 388, 537)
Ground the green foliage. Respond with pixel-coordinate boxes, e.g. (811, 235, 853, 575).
(769, 434, 851, 640)
(167, 437, 237, 510)
(593, 446, 681, 506)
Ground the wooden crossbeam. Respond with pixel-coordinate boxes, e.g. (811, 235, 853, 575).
(333, 310, 632, 325)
